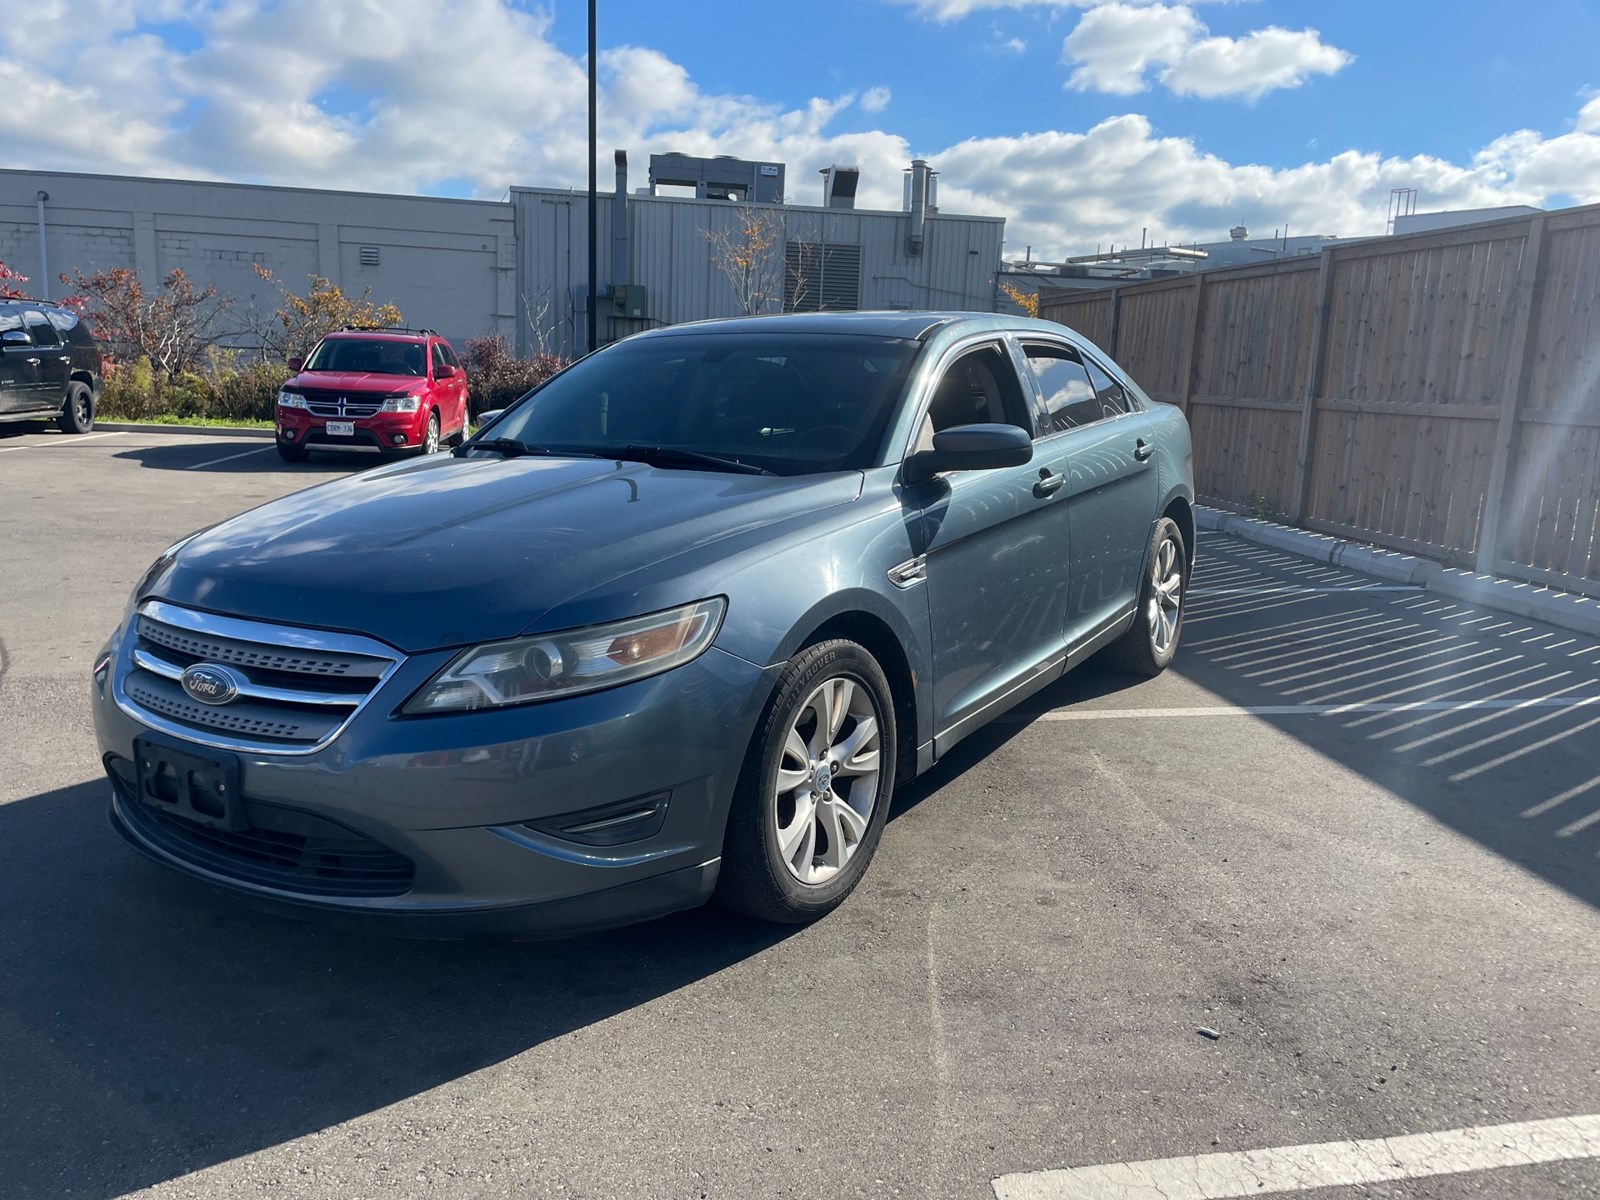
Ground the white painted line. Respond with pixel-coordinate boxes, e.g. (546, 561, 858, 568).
(1190, 585, 1422, 596)
(183, 445, 275, 471)
(1006, 696, 1600, 723)
(0, 431, 124, 454)
(992, 1112, 1600, 1200)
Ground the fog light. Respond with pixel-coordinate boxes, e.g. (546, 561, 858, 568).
(391, 433, 407, 445)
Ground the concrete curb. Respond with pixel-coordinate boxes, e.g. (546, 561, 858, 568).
(96, 422, 274, 440)
(1197, 506, 1600, 640)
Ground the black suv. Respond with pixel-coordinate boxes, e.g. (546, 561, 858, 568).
(0, 298, 102, 433)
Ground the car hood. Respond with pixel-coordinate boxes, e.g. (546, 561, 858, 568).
(288, 371, 424, 392)
(154, 455, 862, 652)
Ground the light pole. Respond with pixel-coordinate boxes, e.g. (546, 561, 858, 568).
(587, 0, 598, 354)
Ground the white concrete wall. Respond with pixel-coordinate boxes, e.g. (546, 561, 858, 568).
(0, 170, 516, 351)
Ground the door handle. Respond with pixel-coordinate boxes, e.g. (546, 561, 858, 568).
(24, 357, 40, 366)
(1033, 469, 1066, 498)
(1133, 438, 1154, 461)
(58, 355, 71, 362)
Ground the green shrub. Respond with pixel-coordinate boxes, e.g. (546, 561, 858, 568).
(95, 352, 289, 423)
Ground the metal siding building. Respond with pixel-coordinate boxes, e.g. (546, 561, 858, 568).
(512, 187, 1006, 358)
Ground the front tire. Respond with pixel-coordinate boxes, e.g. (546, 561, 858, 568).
(421, 411, 440, 455)
(1108, 516, 1187, 677)
(716, 639, 897, 924)
(58, 382, 94, 434)
(276, 440, 311, 463)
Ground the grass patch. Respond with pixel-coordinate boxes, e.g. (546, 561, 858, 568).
(122, 414, 274, 429)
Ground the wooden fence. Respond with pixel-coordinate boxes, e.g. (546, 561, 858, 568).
(1040, 204, 1600, 598)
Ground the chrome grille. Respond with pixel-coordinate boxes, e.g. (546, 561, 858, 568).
(117, 601, 401, 753)
(298, 389, 385, 419)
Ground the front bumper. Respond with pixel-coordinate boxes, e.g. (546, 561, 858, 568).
(276, 408, 425, 451)
(93, 630, 777, 937)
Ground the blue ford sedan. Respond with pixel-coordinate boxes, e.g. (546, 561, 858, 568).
(92, 313, 1194, 935)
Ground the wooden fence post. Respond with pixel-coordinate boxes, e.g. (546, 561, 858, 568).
(1475, 214, 1548, 575)
(1108, 288, 1121, 357)
(1290, 247, 1337, 525)
(1177, 272, 1205, 416)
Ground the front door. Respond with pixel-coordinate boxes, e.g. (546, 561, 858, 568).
(21, 309, 71, 413)
(903, 340, 1072, 749)
(0, 303, 42, 415)
(1018, 340, 1160, 644)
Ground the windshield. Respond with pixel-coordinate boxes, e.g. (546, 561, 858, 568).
(483, 332, 921, 476)
(304, 337, 426, 377)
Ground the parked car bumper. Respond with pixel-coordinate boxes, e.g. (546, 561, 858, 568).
(276, 408, 428, 451)
(92, 627, 778, 938)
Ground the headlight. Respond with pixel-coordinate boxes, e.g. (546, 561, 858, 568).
(403, 598, 726, 714)
(277, 390, 307, 408)
(380, 395, 422, 413)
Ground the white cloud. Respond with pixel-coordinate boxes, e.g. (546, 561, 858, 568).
(1062, 3, 1351, 98)
(1002, 36, 1030, 53)
(1063, 3, 1200, 94)
(1162, 25, 1354, 99)
(893, 0, 1092, 19)
(2, 2, 1597, 264)
(861, 85, 892, 113)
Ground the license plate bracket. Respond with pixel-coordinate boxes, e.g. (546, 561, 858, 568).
(325, 421, 355, 437)
(133, 735, 246, 831)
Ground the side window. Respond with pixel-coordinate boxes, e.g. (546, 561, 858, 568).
(1083, 356, 1132, 417)
(1023, 344, 1099, 433)
(431, 343, 449, 374)
(48, 309, 79, 333)
(0, 305, 24, 337)
(23, 311, 60, 348)
(913, 343, 1031, 453)
(440, 343, 460, 368)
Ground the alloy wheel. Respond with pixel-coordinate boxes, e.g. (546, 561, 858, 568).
(423, 414, 440, 454)
(772, 676, 882, 886)
(1149, 534, 1183, 656)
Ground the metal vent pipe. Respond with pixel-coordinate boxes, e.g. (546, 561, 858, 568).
(613, 151, 629, 289)
(907, 159, 929, 257)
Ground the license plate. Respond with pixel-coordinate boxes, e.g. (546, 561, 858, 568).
(326, 421, 356, 437)
(133, 735, 245, 831)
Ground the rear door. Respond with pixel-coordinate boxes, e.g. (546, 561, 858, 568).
(1018, 339, 1161, 646)
(22, 309, 71, 411)
(904, 338, 1072, 749)
(0, 303, 42, 414)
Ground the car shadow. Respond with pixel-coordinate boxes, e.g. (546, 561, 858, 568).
(0, 778, 795, 1199)
(111, 442, 383, 474)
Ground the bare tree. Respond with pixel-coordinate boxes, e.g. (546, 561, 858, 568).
(704, 205, 787, 316)
(521, 288, 558, 357)
(64, 266, 233, 377)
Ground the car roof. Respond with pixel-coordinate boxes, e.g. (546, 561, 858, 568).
(636, 310, 1077, 343)
(322, 329, 433, 342)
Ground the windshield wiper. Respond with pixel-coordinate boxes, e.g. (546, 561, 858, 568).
(605, 445, 774, 476)
(456, 438, 567, 459)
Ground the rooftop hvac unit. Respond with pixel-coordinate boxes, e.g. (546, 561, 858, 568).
(821, 165, 860, 209)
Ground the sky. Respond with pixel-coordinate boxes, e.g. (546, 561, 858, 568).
(4, 0, 1600, 260)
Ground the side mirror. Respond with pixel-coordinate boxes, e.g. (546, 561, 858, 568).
(904, 423, 1033, 483)
(436, 363, 457, 378)
(475, 409, 504, 428)
(2, 330, 31, 345)
(286, 355, 304, 372)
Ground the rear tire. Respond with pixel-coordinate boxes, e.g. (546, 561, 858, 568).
(1107, 516, 1187, 677)
(716, 640, 897, 924)
(276, 440, 311, 463)
(58, 382, 94, 434)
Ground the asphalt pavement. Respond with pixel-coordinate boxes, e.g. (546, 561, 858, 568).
(2, 424, 1597, 1200)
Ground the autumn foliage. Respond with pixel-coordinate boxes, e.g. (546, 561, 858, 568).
(249, 264, 404, 357)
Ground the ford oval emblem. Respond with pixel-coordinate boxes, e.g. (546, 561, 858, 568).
(180, 663, 243, 706)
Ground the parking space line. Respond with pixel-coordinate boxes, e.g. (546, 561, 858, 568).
(183, 445, 276, 470)
(1189, 585, 1422, 596)
(991, 1112, 1600, 1200)
(0, 431, 124, 454)
(1009, 696, 1600, 722)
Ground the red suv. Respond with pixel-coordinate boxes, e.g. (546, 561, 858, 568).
(275, 329, 469, 463)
